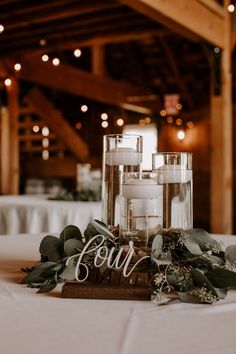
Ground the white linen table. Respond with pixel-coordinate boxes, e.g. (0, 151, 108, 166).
(0, 195, 101, 235)
(0, 233, 236, 354)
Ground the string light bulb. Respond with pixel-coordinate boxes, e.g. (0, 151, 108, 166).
(117, 118, 124, 126)
(176, 103, 182, 110)
(39, 38, 46, 46)
(101, 113, 108, 120)
(4, 78, 11, 86)
(228, 3, 235, 12)
(81, 105, 88, 112)
(0, 24, 4, 33)
(177, 130, 185, 140)
(42, 150, 49, 160)
(42, 126, 49, 136)
(42, 138, 49, 148)
(139, 119, 145, 126)
(32, 125, 40, 133)
(187, 121, 194, 129)
(75, 122, 82, 129)
(167, 116, 173, 124)
(101, 121, 108, 128)
(52, 57, 60, 66)
(74, 48, 82, 58)
(42, 54, 49, 62)
(214, 47, 220, 54)
(145, 117, 151, 124)
(176, 118, 183, 126)
(14, 63, 21, 72)
(160, 109, 167, 117)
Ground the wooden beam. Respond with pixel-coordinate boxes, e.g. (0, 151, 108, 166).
(210, 0, 232, 234)
(25, 88, 89, 162)
(8, 56, 154, 114)
(24, 157, 77, 178)
(0, 107, 10, 194)
(19, 133, 57, 142)
(92, 45, 107, 76)
(0, 27, 166, 56)
(119, 0, 225, 47)
(0, 0, 121, 30)
(6, 77, 20, 194)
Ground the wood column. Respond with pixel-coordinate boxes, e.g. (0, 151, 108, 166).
(0, 106, 10, 194)
(92, 45, 106, 76)
(7, 77, 20, 194)
(211, 0, 232, 234)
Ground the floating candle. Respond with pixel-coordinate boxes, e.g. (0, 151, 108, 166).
(155, 165, 192, 184)
(122, 178, 162, 199)
(105, 147, 142, 166)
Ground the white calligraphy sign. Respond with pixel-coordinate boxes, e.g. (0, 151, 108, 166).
(66, 235, 150, 282)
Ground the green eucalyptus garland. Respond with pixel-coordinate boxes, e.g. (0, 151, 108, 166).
(21, 220, 236, 304)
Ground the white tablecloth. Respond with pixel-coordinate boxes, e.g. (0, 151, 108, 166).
(0, 195, 101, 235)
(0, 233, 236, 354)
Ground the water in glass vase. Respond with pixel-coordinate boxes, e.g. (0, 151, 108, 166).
(102, 149, 142, 227)
(162, 177, 192, 230)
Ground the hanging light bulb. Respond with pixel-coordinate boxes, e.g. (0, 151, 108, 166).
(4, 78, 11, 86)
(14, 63, 21, 72)
(177, 130, 185, 140)
(52, 57, 60, 66)
(42, 54, 49, 62)
(74, 48, 82, 58)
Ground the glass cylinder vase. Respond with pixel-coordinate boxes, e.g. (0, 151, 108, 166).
(152, 152, 192, 230)
(102, 134, 143, 227)
(119, 172, 162, 251)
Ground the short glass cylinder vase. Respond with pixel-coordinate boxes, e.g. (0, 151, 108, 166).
(152, 152, 192, 230)
(119, 172, 162, 251)
(102, 134, 143, 227)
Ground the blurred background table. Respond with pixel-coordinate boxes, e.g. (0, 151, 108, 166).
(0, 195, 101, 235)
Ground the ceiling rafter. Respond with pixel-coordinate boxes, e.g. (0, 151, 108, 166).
(119, 0, 225, 47)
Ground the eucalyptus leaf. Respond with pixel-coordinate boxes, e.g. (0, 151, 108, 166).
(203, 254, 224, 265)
(59, 260, 76, 281)
(39, 235, 64, 261)
(178, 292, 202, 304)
(183, 229, 220, 251)
(90, 219, 115, 239)
(206, 269, 236, 288)
(59, 225, 83, 243)
(214, 287, 227, 300)
(183, 238, 203, 256)
(152, 251, 172, 265)
(190, 268, 218, 298)
(64, 239, 84, 256)
(167, 269, 193, 292)
(37, 281, 57, 293)
(21, 262, 61, 284)
(152, 235, 163, 255)
(225, 245, 236, 263)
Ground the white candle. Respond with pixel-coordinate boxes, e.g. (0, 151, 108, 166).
(105, 147, 142, 166)
(122, 178, 162, 199)
(155, 165, 192, 184)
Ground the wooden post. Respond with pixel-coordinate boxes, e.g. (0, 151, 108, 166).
(6, 77, 20, 194)
(92, 45, 106, 76)
(211, 0, 232, 234)
(0, 106, 10, 194)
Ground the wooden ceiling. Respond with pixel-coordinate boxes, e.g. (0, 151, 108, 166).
(0, 0, 220, 166)
(0, 0, 213, 111)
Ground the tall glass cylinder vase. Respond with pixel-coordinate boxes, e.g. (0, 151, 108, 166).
(152, 152, 192, 230)
(120, 172, 162, 251)
(102, 134, 143, 227)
